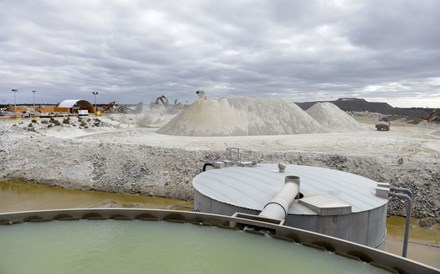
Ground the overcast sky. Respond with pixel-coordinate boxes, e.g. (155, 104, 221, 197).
(1, 0, 439, 107)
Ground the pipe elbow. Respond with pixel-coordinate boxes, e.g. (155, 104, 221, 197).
(202, 163, 214, 172)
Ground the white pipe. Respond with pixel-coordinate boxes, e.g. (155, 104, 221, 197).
(259, 176, 300, 220)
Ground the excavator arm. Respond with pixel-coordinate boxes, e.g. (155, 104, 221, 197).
(155, 95, 169, 106)
(426, 109, 438, 122)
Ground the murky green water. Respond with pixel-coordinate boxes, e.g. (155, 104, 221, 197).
(0, 178, 193, 212)
(384, 216, 440, 268)
(0, 220, 390, 274)
(1, 178, 439, 269)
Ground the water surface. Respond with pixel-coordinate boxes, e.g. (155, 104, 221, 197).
(1, 178, 438, 269)
(0, 220, 390, 274)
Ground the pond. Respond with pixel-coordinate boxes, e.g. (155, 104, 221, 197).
(1, 178, 439, 269)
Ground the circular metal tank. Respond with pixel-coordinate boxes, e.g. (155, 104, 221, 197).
(193, 164, 389, 248)
(0, 209, 437, 274)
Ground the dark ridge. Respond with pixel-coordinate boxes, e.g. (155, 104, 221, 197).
(295, 98, 434, 118)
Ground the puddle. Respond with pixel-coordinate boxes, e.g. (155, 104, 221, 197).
(0, 178, 193, 212)
(385, 216, 440, 268)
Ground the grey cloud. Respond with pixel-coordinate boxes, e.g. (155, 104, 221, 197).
(0, 0, 439, 107)
(347, 1, 440, 50)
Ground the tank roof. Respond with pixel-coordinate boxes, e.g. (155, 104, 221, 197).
(193, 164, 388, 215)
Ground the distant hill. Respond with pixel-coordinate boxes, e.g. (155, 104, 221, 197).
(296, 98, 432, 118)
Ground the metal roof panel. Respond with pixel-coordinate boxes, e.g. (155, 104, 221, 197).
(193, 164, 388, 215)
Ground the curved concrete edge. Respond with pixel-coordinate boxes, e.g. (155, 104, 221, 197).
(0, 208, 438, 274)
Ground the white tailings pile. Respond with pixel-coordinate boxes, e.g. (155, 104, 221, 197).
(306, 102, 367, 132)
(107, 105, 180, 128)
(158, 97, 327, 136)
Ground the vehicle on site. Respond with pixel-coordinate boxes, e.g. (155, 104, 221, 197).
(22, 110, 41, 118)
(102, 101, 116, 112)
(78, 110, 89, 116)
(118, 102, 143, 114)
(375, 117, 390, 131)
(155, 95, 169, 106)
(425, 108, 438, 123)
(196, 90, 207, 100)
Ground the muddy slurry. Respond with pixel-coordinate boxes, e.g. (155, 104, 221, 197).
(0, 179, 193, 212)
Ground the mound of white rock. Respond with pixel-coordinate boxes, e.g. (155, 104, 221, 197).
(306, 102, 367, 132)
(158, 97, 327, 136)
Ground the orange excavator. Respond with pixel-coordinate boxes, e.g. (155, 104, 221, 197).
(103, 101, 116, 112)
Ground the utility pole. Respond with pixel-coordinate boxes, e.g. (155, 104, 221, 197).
(32, 90, 36, 111)
(92, 91, 99, 114)
(11, 89, 18, 114)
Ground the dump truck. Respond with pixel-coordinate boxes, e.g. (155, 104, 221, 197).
(375, 117, 390, 131)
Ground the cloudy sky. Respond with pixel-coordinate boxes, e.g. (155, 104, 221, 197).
(1, 0, 439, 107)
